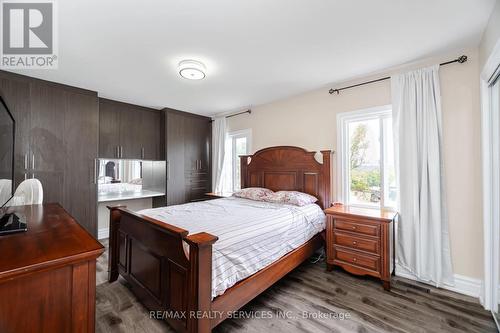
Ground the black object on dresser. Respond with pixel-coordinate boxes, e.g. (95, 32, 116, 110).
(325, 205, 396, 291)
(0, 70, 99, 236)
(164, 108, 212, 205)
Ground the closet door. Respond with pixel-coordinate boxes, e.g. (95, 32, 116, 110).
(202, 118, 212, 191)
(31, 80, 98, 235)
(185, 115, 211, 202)
(29, 81, 66, 205)
(197, 117, 211, 173)
(138, 109, 161, 160)
(119, 105, 142, 159)
(184, 116, 211, 172)
(63, 91, 98, 235)
(98, 99, 120, 159)
(166, 110, 186, 205)
(184, 115, 200, 172)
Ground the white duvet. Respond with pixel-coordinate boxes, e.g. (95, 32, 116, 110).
(138, 196, 326, 298)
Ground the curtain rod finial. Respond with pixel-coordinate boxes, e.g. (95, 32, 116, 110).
(329, 88, 340, 95)
(458, 55, 467, 63)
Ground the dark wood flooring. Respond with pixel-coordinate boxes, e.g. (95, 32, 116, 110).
(95, 240, 496, 333)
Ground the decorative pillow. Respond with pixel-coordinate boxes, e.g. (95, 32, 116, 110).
(263, 191, 318, 206)
(233, 187, 274, 201)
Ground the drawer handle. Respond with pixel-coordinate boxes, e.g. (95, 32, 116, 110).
(352, 226, 357, 230)
(352, 257, 357, 262)
(352, 241, 357, 246)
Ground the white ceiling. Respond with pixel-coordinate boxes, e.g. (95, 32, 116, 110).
(9, 0, 496, 116)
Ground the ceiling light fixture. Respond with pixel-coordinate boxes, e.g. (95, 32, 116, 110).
(178, 60, 206, 80)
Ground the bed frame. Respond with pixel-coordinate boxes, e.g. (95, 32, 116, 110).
(108, 146, 332, 332)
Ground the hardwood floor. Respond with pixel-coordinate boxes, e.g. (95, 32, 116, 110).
(95, 240, 496, 333)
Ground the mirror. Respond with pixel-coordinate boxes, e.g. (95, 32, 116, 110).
(0, 96, 14, 208)
(97, 159, 166, 201)
(97, 159, 143, 195)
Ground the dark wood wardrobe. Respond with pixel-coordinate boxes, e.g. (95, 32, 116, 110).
(164, 108, 211, 205)
(0, 70, 99, 236)
(98, 98, 164, 160)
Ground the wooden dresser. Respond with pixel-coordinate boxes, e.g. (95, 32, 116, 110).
(0, 204, 104, 333)
(324, 205, 396, 290)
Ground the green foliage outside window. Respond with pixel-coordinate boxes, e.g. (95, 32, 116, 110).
(351, 169, 381, 192)
(349, 123, 381, 202)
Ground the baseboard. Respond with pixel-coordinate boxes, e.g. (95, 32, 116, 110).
(98, 227, 109, 240)
(395, 268, 482, 299)
(445, 274, 483, 298)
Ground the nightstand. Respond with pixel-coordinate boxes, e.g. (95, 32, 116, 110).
(205, 192, 234, 199)
(324, 205, 397, 290)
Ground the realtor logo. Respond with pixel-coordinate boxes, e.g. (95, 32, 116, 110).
(1, 0, 58, 69)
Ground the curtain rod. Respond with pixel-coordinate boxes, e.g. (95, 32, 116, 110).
(226, 109, 251, 118)
(211, 109, 251, 122)
(328, 55, 467, 95)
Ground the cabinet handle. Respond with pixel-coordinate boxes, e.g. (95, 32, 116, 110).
(24, 154, 28, 169)
(352, 241, 357, 246)
(167, 161, 170, 181)
(352, 257, 357, 262)
(116, 146, 119, 158)
(352, 226, 357, 230)
(32, 153, 35, 170)
(93, 159, 97, 184)
(121, 146, 123, 158)
(24, 173, 27, 180)
(141, 147, 145, 160)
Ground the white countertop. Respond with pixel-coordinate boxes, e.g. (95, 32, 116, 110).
(97, 189, 165, 203)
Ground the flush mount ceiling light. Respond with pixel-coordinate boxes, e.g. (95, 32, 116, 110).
(178, 60, 206, 80)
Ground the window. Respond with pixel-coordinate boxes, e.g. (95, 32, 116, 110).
(221, 129, 252, 192)
(337, 106, 396, 209)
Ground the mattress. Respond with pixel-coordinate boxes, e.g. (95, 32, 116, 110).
(138, 196, 326, 298)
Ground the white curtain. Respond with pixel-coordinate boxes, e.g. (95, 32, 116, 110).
(391, 65, 454, 287)
(212, 116, 227, 192)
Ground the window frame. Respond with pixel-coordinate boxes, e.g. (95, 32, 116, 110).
(336, 105, 395, 210)
(227, 129, 252, 192)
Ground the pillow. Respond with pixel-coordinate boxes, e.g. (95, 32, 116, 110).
(233, 187, 274, 201)
(263, 191, 318, 206)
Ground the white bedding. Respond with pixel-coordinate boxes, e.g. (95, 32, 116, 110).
(138, 196, 326, 298)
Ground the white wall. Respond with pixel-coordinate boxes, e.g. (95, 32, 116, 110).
(480, 0, 500, 69)
(227, 48, 483, 280)
(97, 197, 152, 239)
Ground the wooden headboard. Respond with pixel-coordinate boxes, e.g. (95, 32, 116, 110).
(240, 146, 332, 209)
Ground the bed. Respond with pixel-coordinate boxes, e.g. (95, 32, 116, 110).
(107, 146, 332, 332)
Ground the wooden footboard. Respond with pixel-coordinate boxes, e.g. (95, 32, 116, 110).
(108, 205, 324, 333)
(108, 206, 217, 333)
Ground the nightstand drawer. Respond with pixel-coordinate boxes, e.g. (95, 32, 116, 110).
(334, 232, 379, 254)
(334, 247, 380, 272)
(334, 219, 379, 237)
